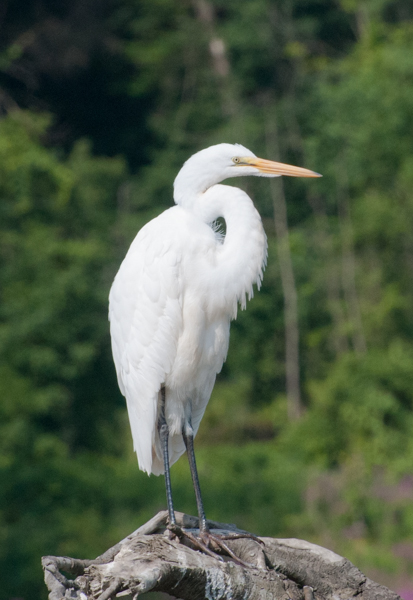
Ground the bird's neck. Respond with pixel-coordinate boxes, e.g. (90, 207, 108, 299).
(174, 166, 222, 208)
(191, 184, 268, 318)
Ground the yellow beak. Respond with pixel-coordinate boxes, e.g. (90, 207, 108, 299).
(241, 156, 321, 178)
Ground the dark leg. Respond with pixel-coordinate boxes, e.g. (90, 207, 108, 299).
(158, 392, 223, 560)
(182, 415, 264, 566)
(182, 420, 207, 532)
(158, 387, 176, 527)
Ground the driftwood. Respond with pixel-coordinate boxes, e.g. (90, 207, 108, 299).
(42, 511, 401, 600)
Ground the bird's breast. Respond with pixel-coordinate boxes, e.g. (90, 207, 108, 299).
(165, 289, 230, 395)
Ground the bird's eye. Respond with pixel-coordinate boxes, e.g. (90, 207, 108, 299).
(232, 157, 241, 164)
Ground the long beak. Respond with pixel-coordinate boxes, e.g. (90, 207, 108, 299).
(241, 156, 321, 178)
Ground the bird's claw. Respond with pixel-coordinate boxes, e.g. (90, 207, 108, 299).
(218, 531, 265, 546)
(166, 522, 260, 568)
(167, 522, 224, 561)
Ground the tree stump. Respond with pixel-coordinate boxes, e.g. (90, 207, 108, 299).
(42, 511, 401, 600)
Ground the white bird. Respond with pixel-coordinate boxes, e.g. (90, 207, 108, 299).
(109, 143, 320, 556)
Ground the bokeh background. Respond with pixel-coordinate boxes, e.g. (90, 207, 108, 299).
(2, 1, 413, 598)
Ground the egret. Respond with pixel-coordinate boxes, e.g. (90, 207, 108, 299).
(109, 143, 320, 559)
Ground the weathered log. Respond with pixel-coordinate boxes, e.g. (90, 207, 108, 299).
(42, 511, 401, 600)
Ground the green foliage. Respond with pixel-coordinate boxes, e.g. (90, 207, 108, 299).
(281, 341, 413, 469)
(0, 118, 127, 460)
(0, 112, 131, 597)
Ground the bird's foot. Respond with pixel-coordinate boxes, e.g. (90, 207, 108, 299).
(167, 522, 224, 562)
(167, 522, 263, 568)
(196, 529, 264, 568)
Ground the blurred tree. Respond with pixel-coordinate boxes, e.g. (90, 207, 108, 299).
(0, 0, 153, 166)
(0, 111, 128, 454)
(0, 111, 130, 598)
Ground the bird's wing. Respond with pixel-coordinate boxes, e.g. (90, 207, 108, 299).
(109, 215, 182, 474)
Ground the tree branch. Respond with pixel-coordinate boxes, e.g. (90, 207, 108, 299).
(42, 511, 400, 600)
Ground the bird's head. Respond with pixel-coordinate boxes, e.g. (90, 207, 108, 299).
(173, 143, 321, 207)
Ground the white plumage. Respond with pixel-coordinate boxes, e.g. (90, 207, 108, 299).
(109, 143, 320, 477)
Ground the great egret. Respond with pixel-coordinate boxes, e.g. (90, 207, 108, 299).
(109, 143, 320, 559)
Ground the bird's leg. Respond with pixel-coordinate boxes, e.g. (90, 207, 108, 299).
(158, 392, 221, 560)
(159, 396, 260, 566)
(181, 418, 263, 567)
(182, 419, 208, 532)
(158, 387, 176, 528)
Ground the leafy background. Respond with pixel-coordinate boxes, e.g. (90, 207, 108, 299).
(1, 0, 413, 598)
